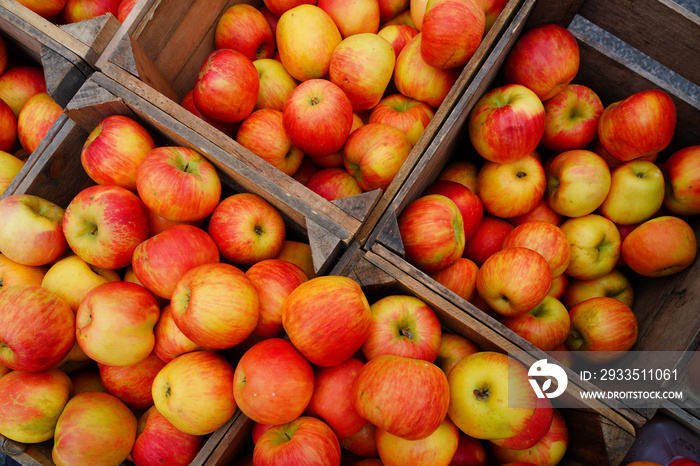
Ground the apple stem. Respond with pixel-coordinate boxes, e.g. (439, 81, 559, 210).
(285, 432, 292, 441)
(399, 327, 414, 339)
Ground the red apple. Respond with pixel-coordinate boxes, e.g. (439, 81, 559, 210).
(181, 89, 240, 137)
(318, 0, 381, 37)
(15, 0, 66, 18)
(0, 253, 47, 289)
(424, 180, 483, 241)
(420, 0, 485, 69)
(509, 197, 563, 227)
(462, 215, 513, 267)
(369, 93, 434, 146)
(481, 0, 508, 33)
(116, 0, 136, 22)
(306, 167, 364, 201)
(0, 98, 17, 153)
(17, 92, 62, 155)
(377, 24, 419, 60)
(252, 58, 299, 112)
(98, 351, 166, 409)
(376, 417, 459, 466)
(263, 0, 318, 17)
(541, 84, 604, 153)
(499, 295, 571, 351)
(450, 431, 488, 466)
(501, 221, 571, 278)
(274, 239, 317, 279)
(434, 332, 479, 377)
(663, 145, 700, 215)
(491, 409, 569, 466)
(153, 304, 206, 363)
(428, 257, 479, 302)
(0, 65, 46, 117)
(562, 268, 634, 310)
(253, 416, 341, 465)
(339, 422, 378, 457)
(61, 0, 121, 23)
(215, 4, 275, 61)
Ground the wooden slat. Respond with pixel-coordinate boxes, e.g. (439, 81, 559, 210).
(522, 0, 586, 27)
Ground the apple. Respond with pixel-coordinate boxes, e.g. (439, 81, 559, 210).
(60, 0, 121, 23)
(476, 153, 546, 219)
(275, 239, 317, 278)
(276, 4, 342, 82)
(428, 257, 479, 302)
(208, 192, 286, 266)
(369, 93, 433, 147)
(547, 273, 569, 300)
(481, 0, 508, 33)
(306, 167, 364, 201)
(69, 369, 106, 395)
(339, 422, 378, 457)
(132, 224, 220, 299)
(319, 0, 381, 37)
(136, 146, 222, 222)
(545, 149, 611, 218)
(621, 215, 697, 277)
(253, 58, 299, 112)
(215, 4, 275, 61)
(476, 247, 553, 317)
(560, 214, 621, 280)
(663, 145, 700, 215)
(499, 295, 570, 351)
(0, 284, 74, 372)
(144, 206, 205, 236)
(52, 392, 137, 466)
(253, 416, 341, 465)
(541, 84, 604, 153)
(424, 180, 483, 241)
(80, 114, 156, 191)
(562, 268, 634, 310)
(283, 78, 354, 161)
(62, 184, 150, 270)
(0, 65, 46, 117)
(599, 160, 665, 225)
(282, 275, 372, 367)
(0, 99, 17, 153)
(434, 332, 479, 377)
(181, 89, 240, 137)
(234, 337, 314, 425)
(489, 395, 553, 450)
(567, 296, 638, 363)
(491, 409, 569, 466)
(592, 137, 658, 171)
(394, 33, 461, 108)
(376, 417, 459, 466)
(0, 253, 47, 289)
(598, 89, 677, 162)
(307, 357, 367, 438)
(451, 431, 487, 466)
(352, 354, 450, 440)
(509, 197, 563, 227)
(0, 368, 72, 443)
(153, 350, 236, 435)
(98, 351, 166, 409)
(503, 24, 580, 101)
(462, 215, 513, 267)
(16, 92, 62, 155)
(0, 150, 24, 193)
(410, 0, 429, 29)
(420, 0, 485, 69)
(329, 33, 396, 111)
(116, 0, 136, 22)
(263, 0, 317, 18)
(193, 48, 259, 123)
(377, 0, 410, 22)
(362, 294, 442, 362)
(41, 254, 121, 312)
(153, 304, 206, 363)
(14, 0, 66, 18)
(468, 84, 545, 164)
(236, 108, 304, 176)
(343, 122, 412, 192)
(377, 24, 419, 60)
(501, 221, 571, 278)
(76, 281, 160, 366)
(130, 405, 206, 466)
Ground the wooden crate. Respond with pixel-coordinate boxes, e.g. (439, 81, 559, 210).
(212, 248, 644, 466)
(365, 0, 700, 429)
(92, 0, 531, 249)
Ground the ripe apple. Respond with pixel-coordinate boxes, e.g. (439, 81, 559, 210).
(468, 84, 545, 164)
(481, 0, 508, 33)
(598, 89, 676, 162)
(377, 24, 419, 60)
(567, 296, 638, 363)
(424, 180, 483, 241)
(428, 257, 479, 302)
(307, 357, 367, 438)
(274, 239, 317, 278)
(52, 392, 137, 466)
(144, 206, 205, 236)
(448, 351, 537, 440)
(560, 214, 621, 280)
(378, 0, 410, 22)
(215, 4, 275, 61)
(132, 224, 220, 299)
(0, 284, 74, 372)
(0, 368, 71, 443)
(253, 57, 299, 112)
(234, 338, 314, 425)
(76, 281, 160, 366)
(339, 422, 378, 457)
(562, 268, 634, 310)
(153, 350, 236, 435)
(476, 153, 546, 218)
(476, 247, 553, 317)
(450, 430, 488, 466)
(276, 4, 342, 82)
(462, 214, 513, 267)
(0, 65, 46, 117)
(60, 0, 121, 23)
(282, 275, 372, 367)
(0, 99, 17, 153)
(263, 0, 317, 17)
(599, 160, 665, 225)
(343, 122, 412, 191)
(0, 253, 47, 289)
(541, 84, 604, 153)
(663, 145, 700, 215)
(80, 114, 156, 191)
(434, 332, 479, 377)
(116, 0, 136, 22)
(16, 92, 62, 155)
(283, 78, 354, 161)
(394, 33, 461, 108)
(376, 417, 459, 466)
(491, 409, 569, 466)
(621, 215, 697, 277)
(193, 49, 259, 123)
(306, 167, 364, 201)
(420, 0, 485, 69)
(499, 295, 571, 351)
(545, 149, 611, 218)
(352, 354, 450, 440)
(253, 416, 341, 465)
(410, 0, 429, 29)
(503, 24, 580, 101)
(181, 89, 240, 137)
(501, 221, 571, 278)
(489, 395, 553, 450)
(362, 294, 442, 362)
(207, 192, 286, 266)
(318, 0, 381, 37)
(98, 351, 166, 410)
(0, 150, 24, 193)
(62, 184, 150, 270)
(130, 405, 206, 466)
(14, 0, 66, 18)
(369, 93, 434, 146)
(509, 197, 563, 227)
(136, 146, 222, 222)
(153, 304, 206, 363)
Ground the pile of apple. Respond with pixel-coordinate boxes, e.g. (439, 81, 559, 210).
(398, 23, 699, 364)
(13, 0, 136, 24)
(0, 112, 320, 465)
(180, 0, 508, 202)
